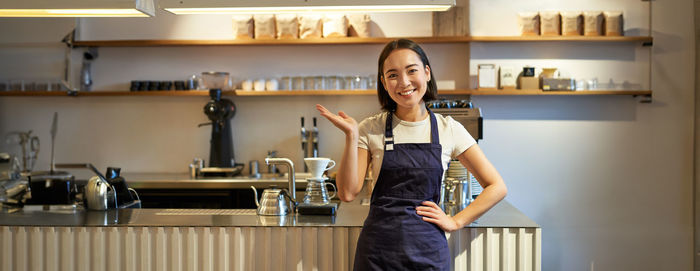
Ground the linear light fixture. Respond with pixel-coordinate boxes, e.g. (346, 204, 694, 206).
(162, 0, 454, 15)
(0, 0, 155, 17)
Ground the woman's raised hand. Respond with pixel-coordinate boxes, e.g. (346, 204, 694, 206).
(316, 104, 358, 138)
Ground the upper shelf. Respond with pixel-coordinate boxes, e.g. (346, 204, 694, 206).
(470, 36, 653, 43)
(72, 36, 653, 47)
(0, 89, 652, 97)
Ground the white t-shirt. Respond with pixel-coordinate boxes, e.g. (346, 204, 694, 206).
(358, 112, 476, 183)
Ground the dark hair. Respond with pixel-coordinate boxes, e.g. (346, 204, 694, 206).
(376, 39, 438, 112)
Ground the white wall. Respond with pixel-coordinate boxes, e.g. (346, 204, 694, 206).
(0, 1, 695, 270)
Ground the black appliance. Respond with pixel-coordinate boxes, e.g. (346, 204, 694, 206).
(202, 89, 235, 167)
(199, 89, 244, 176)
(26, 170, 75, 205)
(105, 167, 140, 208)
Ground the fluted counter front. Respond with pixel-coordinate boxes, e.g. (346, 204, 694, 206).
(0, 201, 540, 271)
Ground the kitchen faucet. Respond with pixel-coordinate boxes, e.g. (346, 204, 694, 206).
(265, 157, 296, 203)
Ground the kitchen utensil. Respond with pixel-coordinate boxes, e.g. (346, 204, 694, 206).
(292, 76, 304, 90)
(253, 79, 265, 91)
(200, 72, 230, 90)
(186, 75, 199, 90)
(200, 89, 237, 169)
(304, 76, 315, 90)
(303, 157, 335, 178)
(5, 131, 39, 172)
(451, 177, 472, 209)
(189, 158, 203, 179)
(439, 177, 456, 209)
(80, 48, 97, 91)
(84, 175, 117, 211)
(279, 77, 291, 90)
(249, 160, 260, 178)
(264, 157, 296, 203)
(302, 177, 336, 204)
(105, 167, 140, 208)
(27, 170, 75, 205)
(296, 201, 338, 215)
(0, 153, 21, 182)
(251, 185, 294, 216)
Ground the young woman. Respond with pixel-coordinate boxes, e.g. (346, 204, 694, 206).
(316, 39, 507, 270)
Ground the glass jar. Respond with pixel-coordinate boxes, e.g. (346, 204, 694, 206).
(292, 76, 304, 90)
(368, 75, 377, 89)
(313, 76, 325, 90)
(304, 76, 315, 90)
(327, 76, 342, 90)
(344, 76, 355, 90)
(280, 76, 292, 90)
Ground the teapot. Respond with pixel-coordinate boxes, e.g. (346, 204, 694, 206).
(84, 176, 117, 211)
(251, 186, 294, 216)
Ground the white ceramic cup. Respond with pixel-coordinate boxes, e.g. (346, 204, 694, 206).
(304, 157, 336, 178)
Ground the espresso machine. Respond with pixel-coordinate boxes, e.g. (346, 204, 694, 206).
(195, 72, 244, 177)
(430, 100, 483, 212)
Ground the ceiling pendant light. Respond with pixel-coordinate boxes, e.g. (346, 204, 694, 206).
(162, 0, 454, 15)
(0, 0, 156, 17)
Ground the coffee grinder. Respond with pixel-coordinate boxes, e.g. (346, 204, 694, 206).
(197, 72, 243, 177)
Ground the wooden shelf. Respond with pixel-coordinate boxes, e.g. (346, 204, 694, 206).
(72, 36, 472, 47)
(469, 36, 653, 43)
(0, 89, 651, 97)
(464, 89, 652, 96)
(71, 36, 651, 47)
(235, 90, 376, 96)
(0, 90, 221, 96)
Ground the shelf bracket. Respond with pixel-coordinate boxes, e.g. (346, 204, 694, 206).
(633, 94, 652, 103)
(642, 41, 653, 47)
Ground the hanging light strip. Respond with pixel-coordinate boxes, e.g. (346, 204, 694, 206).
(166, 5, 452, 14)
(0, 9, 149, 17)
(162, 0, 454, 15)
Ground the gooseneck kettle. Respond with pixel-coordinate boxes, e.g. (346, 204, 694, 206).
(84, 175, 117, 211)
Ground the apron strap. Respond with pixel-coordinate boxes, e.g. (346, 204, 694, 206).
(385, 112, 395, 151)
(384, 108, 440, 151)
(428, 108, 440, 145)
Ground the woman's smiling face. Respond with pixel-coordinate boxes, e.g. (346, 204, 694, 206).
(381, 48, 431, 110)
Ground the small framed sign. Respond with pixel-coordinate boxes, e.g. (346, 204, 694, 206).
(477, 64, 497, 89)
(499, 66, 516, 89)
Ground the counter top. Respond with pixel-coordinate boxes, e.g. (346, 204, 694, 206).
(0, 200, 538, 228)
(122, 172, 323, 189)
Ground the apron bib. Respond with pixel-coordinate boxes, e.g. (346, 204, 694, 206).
(354, 109, 448, 271)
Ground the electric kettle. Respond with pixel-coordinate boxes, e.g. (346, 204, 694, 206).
(251, 186, 294, 216)
(84, 176, 117, 211)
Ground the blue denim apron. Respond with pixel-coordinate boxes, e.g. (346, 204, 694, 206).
(354, 110, 449, 271)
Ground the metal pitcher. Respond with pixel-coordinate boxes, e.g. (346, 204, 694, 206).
(84, 176, 117, 211)
(251, 186, 294, 216)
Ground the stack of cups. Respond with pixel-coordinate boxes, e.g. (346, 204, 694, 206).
(303, 158, 337, 204)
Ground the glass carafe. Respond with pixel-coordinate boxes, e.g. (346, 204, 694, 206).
(303, 178, 336, 204)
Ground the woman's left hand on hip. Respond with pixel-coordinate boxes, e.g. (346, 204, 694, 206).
(416, 201, 460, 232)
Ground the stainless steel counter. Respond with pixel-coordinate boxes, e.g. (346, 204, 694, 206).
(0, 200, 538, 228)
(122, 172, 321, 189)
